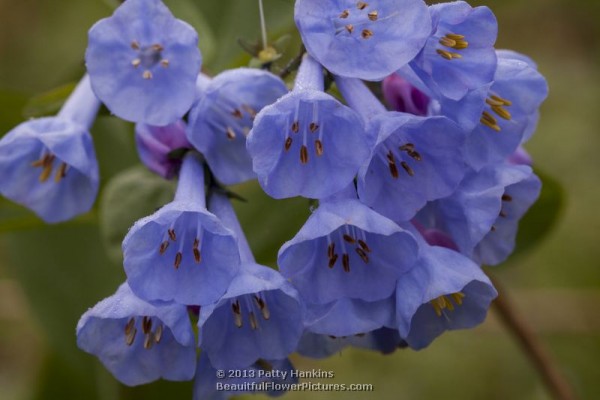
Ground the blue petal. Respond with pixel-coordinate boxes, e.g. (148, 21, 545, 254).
(0, 118, 98, 223)
(77, 283, 196, 386)
(247, 90, 370, 199)
(187, 68, 287, 185)
(395, 245, 497, 349)
(278, 199, 418, 303)
(86, 0, 202, 125)
(198, 263, 303, 369)
(295, 0, 431, 80)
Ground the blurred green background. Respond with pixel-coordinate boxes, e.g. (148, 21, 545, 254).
(0, 0, 598, 399)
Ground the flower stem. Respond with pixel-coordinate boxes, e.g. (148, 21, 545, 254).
(490, 275, 576, 400)
(258, 0, 268, 50)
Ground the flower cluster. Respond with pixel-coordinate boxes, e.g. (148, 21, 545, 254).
(0, 0, 548, 398)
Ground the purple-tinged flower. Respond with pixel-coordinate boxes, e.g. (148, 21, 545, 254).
(86, 0, 202, 125)
(187, 69, 288, 185)
(408, 1, 498, 101)
(395, 242, 497, 350)
(304, 295, 396, 337)
(0, 75, 100, 223)
(278, 197, 418, 303)
(193, 354, 297, 400)
(122, 153, 239, 305)
(297, 327, 403, 359)
(295, 0, 431, 81)
(135, 119, 192, 179)
(198, 193, 304, 369)
(419, 164, 541, 265)
(77, 283, 196, 386)
(246, 55, 370, 199)
(382, 74, 430, 116)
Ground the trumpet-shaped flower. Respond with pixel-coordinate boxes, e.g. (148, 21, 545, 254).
(199, 193, 304, 369)
(122, 153, 239, 305)
(86, 0, 202, 125)
(187, 69, 288, 185)
(247, 55, 370, 199)
(0, 75, 99, 223)
(76, 283, 196, 386)
(295, 0, 431, 80)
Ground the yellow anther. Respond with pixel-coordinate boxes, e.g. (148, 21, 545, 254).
(492, 105, 512, 120)
(361, 29, 373, 39)
(491, 95, 512, 106)
(486, 98, 504, 107)
(368, 11, 378, 21)
(480, 111, 501, 132)
(439, 37, 457, 48)
(131, 41, 140, 50)
(357, 1, 368, 10)
(452, 292, 465, 305)
(154, 324, 163, 343)
(340, 9, 349, 18)
(481, 111, 498, 125)
(452, 40, 469, 49)
(436, 49, 454, 60)
(445, 33, 465, 40)
(160, 59, 169, 68)
(226, 127, 236, 140)
(443, 296, 455, 311)
(430, 300, 443, 317)
(152, 44, 164, 52)
(249, 312, 258, 330)
(131, 58, 141, 68)
(54, 162, 67, 183)
(143, 70, 153, 80)
(346, 24, 354, 34)
(39, 163, 53, 183)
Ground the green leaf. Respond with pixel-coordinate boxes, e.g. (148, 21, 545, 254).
(99, 166, 176, 261)
(510, 168, 565, 260)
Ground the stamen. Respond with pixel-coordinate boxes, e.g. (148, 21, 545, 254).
(226, 127, 236, 140)
(131, 41, 140, 50)
(399, 143, 415, 151)
(168, 229, 177, 241)
(490, 225, 497, 232)
(445, 33, 465, 40)
(408, 151, 422, 161)
(491, 105, 512, 120)
(131, 58, 141, 68)
(54, 162, 68, 183)
(125, 317, 135, 336)
(254, 296, 270, 320)
(339, 9, 350, 18)
(387, 150, 399, 179)
(439, 37, 457, 48)
(241, 104, 257, 118)
(160, 59, 169, 68)
(39, 161, 54, 182)
(309, 122, 319, 132)
(451, 292, 465, 305)
(345, 24, 354, 34)
(499, 210, 507, 218)
(328, 243, 335, 259)
(291, 121, 299, 133)
(361, 29, 373, 39)
(436, 49, 462, 60)
(142, 316, 152, 334)
(315, 139, 324, 156)
(144, 333, 154, 349)
(328, 254, 338, 268)
(249, 311, 258, 330)
(125, 327, 137, 346)
(143, 70, 153, 80)
(342, 253, 350, 272)
(486, 98, 504, 107)
(193, 248, 201, 264)
(491, 95, 512, 106)
(154, 324, 163, 343)
(480, 111, 501, 132)
(401, 161, 415, 177)
(357, 1, 368, 10)
(431, 292, 465, 317)
(300, 145, 309, 164)
(159, 241, 170, 254)
(232, 301, 242, 328)
(356, 247, 369, 263)
(358, 239, 371, 253)
(284, 137, 293, 151)
(174, 252, 182, 269)
(152, 44, 164, 52)
(343, 234, 355, 244)
(368, 11, 378, 21)
(502, 194, 513, 202)
(231, 109, 243, 119)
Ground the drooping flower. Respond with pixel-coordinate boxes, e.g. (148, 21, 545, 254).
(77, 283, 196, 386)
(198, 192, 304, 369)
(395, 241, 497, 350)
(278, 196, 418, 304)
(193, 354, 297, 400)
(297, 327, 403, 359)
(382, 73, 430, 116)
(408, 1, 498, 101)
(418, 163, 541, 266)
(135, 119, 192, 179)
(335, 77, 468, 221)
(122, 153, 239, 305)
(187, 69, 288, 185)
(246, 54, 370, 199)
(0, 75, 100, 223)
(294, 0, 431, 80)
(86, 0, 202, 125)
